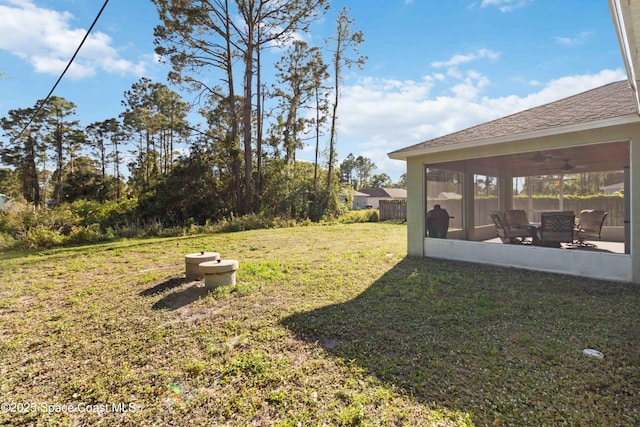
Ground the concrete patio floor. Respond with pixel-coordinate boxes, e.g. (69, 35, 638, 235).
(483, 237, 625, 254)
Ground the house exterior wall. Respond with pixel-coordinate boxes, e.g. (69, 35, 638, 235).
(630, 134, 640, 282)
(352, 195, 369, 209)
(425, 239, 632, 282)
(366, 197, 383, 209)
(403, 122, 639, 283)
(363, 197, 405, 209)
(406, 157, 425, 256)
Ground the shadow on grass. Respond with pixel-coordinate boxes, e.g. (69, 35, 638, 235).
(152, 284, 210, 310)
(140, 277, 191, 296)
(0, 250, 30, 261)
(281, 256, 640, 425)
(146, 277, 210, 311)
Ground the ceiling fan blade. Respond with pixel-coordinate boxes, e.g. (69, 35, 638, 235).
(529, 152, 552, 164)
(539, 159, 577, 172)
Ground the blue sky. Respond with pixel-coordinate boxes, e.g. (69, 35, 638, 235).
(0, 0, 627, 181)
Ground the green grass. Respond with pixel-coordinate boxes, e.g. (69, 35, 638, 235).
(1, 223, 639, 426)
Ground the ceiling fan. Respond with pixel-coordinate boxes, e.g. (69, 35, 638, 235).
(529, 151, 553, 164)
(539, 159, 582, 172)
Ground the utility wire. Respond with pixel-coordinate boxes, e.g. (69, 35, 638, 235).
(11, 0, 110, 143)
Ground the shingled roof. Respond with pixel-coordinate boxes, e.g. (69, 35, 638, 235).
(359, 188, 407, 198)
(389, 80, 638, 158)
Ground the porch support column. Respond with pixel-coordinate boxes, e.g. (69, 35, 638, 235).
(463, 165, 474, 240)
(624, 166, 630, 255)
(499, 170, 513, 210)
(630, 135, 640, 283)
(406, 159, 425, 256)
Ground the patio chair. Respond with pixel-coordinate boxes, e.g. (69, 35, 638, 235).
(539, 211, 575, 248)
(489, 211, 534, 244)
(505, 209, 540, 244)
(505, 209, 531, 227)
(574, 209, 608, 247)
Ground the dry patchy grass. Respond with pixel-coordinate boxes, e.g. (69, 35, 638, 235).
(0, 223, 639, 426)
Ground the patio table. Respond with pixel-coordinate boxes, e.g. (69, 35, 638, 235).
(513, 223, 540, 245)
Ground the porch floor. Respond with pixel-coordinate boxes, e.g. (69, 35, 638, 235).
(483, 238, 625, 254)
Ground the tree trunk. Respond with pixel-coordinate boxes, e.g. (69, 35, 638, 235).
(242, 44, 254, 215)
(326, 67, 339, 209)
(255, 39, 263, 210)
(223, 0, 241, 215)
(313, 87, 320, 192)
(55, 124, 63, 204)
(29, 137, 40, 207)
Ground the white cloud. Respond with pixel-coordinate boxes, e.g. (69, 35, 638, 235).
(554, 31, 594, 46)
(329, 68, 626, 181)
(481, 0, 533, 12)
(431, 48, 500, 68)
(0, 0, 147, 79)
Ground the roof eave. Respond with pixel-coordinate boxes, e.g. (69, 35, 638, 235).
(387, 114, 640, 161)
(609, 0, 640, 114)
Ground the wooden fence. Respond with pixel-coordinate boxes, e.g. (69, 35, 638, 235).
(379, 199, 407, 221)
(427, 196, 624, 227)
(378, 196, 624, 225)
(512, 196, 624, 226)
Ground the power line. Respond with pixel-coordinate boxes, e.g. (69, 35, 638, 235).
(10, 0, 110, 143)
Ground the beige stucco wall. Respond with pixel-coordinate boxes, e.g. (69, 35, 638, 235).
(406, 158, 425, 256)
(629, 133, 640, 282)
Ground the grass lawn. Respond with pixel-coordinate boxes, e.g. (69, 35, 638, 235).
(1, 222, 639, 426)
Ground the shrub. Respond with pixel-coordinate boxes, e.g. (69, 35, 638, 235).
(0, 203, 78, 237)
(69, 223, 106, 245)
(0, 232, 15, 251)
(70, 198, 138, 230)
(18, 226, 66, 249)
(0, 209, 22, 237)
(215, 214, 307, 233)
(218, 214, 281, 232)
(335, 209, 380, 224)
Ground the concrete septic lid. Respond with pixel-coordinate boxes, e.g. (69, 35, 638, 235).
(185, 252, 220, 264)
(200, 259, 239, 274)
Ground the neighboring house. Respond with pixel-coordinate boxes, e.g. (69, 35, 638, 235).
(339, 189, 371, 210)
(357, 188, 407, 209)
(604, 182, 624, 194)
(437, 192, 461, 200)
(351, 190, 372, 209)
(387, 1, 640, 283)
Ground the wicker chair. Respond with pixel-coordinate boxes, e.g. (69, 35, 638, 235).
(574, 209, 608, 247)
(506, 209, 540, 244)
(505, 209, 531, 227)
(539, 211, 575, 248)
(489, 211, 534, 244)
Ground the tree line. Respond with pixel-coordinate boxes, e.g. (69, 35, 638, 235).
(0, 2, 406, 226)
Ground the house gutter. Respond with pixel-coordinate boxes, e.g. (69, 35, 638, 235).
(609, 0, 640, 115)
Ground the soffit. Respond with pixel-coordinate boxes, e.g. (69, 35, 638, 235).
(609, 0, 640, 112)
(425, 140, 630, 177)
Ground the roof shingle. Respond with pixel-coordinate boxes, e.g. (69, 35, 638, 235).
(359, 188, 407, 198)
(389, 80, 637, 156)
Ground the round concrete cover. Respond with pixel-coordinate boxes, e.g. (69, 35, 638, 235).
(200, 259, 239, 273)
(185, 252, 220, 264)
